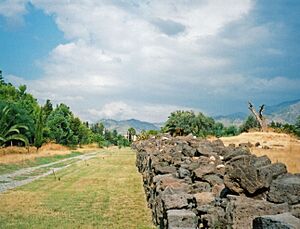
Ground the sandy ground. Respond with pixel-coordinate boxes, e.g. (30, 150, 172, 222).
(220, 132, 300, 173)
(0, 143, 99, 164)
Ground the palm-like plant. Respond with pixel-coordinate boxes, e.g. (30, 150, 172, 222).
(0, 106, 29, 146)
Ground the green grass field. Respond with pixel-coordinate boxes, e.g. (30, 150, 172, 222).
(0, 148, 154, 229)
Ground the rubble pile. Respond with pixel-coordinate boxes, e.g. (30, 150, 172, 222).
(133, 134, 300, 229)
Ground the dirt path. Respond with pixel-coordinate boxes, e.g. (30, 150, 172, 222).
(0, 152, 98, 193)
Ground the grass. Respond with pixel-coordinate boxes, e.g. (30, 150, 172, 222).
(0, 148, 155, 229)
(0, 151, 82, 175)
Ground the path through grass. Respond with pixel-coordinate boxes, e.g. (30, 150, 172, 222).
(0, 147, 154, 228)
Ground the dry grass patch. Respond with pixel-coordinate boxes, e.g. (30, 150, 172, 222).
(220, 131, 300, 173)
(0, 143, 100, 164)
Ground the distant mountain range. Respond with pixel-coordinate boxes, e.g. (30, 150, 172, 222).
(99, 99, 300, 133)
(99, 119, 160, 135)
(214, 99, 300, 126)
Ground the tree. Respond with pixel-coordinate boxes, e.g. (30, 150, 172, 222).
(248, 102, 267, 131)
(240, 115, 259, 133)
(34, 106, 44, 148)
(128, 127, 136, 142)
(163, 110, 216, 137)
(43, 99, 53, 118)
(46, 104, 76, 145)
(0, 106, 29, 146)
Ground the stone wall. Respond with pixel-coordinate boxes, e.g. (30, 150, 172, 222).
(133, 134, 300, 229)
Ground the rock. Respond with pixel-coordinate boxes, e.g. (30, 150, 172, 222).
(226, 195, 289, 229)
(290, 204, 300, 219)
(194, 192, 215, 206)
(156, 175, 190, 194)
(257, 163, 287, 188)
(193, 164, 215, 179)
(190, 181, 211, 193)
(253, 213, 300, 229)
(223, 147, 250, 161)
(178, 167, 191, 178)
(154, 165, 177, 175)
(267, 173, 300, 205)
(202, 174, 223, 186)
(197, 145, 214, 156)
(200, 206, 226, 229)
(134, 136, 299, 229)
(212, 184, 226, 197)
(162, 193, 191, 210)
(224, 155, 281, 195)
(167, 209, 197, 229)
(252, 155, 272, 167)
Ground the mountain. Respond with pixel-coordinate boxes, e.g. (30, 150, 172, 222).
(213, 112, 247, 127)
(265, 99, 300, 124)
(214, 99, 300, 126)
(99, 118, 160, 135)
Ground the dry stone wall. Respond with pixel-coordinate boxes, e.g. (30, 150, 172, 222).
(133, 134, 300, 229)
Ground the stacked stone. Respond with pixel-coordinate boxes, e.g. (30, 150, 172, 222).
(133, 134, 300, 229)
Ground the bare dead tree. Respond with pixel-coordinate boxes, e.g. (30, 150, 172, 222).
(248, 101, 267, 131)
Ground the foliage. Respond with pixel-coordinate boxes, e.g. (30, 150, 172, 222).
(163, 110, 236, 138)
(239, 115, 259, 133)
(0, 73, 130, 148)
(90, 123, 130, 148)
(269, 116, 300, 138)
(0, 106, 29, 146)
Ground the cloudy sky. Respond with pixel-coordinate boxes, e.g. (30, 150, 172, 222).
(0, 0, 299, 122)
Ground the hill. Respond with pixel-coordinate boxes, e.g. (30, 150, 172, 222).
(99, 119, 159, 135)
(215, 99, 300, 126)
(220, 131, 300, 173)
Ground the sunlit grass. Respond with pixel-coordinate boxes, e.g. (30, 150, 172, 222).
(0, 148, 154, 229)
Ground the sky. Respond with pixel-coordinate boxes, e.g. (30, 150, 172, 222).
(0, 0, 299, 123)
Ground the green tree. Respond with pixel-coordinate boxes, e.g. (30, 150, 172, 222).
(224, 125, 240, 136)
(34, 106, 44, 148)
(239, 115, 259, 133)
(163, 110, 216, 137)
(46, 104, 76, 145)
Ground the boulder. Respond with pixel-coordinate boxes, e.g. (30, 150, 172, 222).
(224, 155, 283, 195)
(253, 213, 300, 229)
(167, 209, 197, 229)
(267, 173, 300, 205)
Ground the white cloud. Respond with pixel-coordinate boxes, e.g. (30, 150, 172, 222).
(87, 101, 200, 123)
(3, 0, 298, 122)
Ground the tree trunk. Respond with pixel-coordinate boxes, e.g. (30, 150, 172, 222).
(248, 102, 267, 131)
